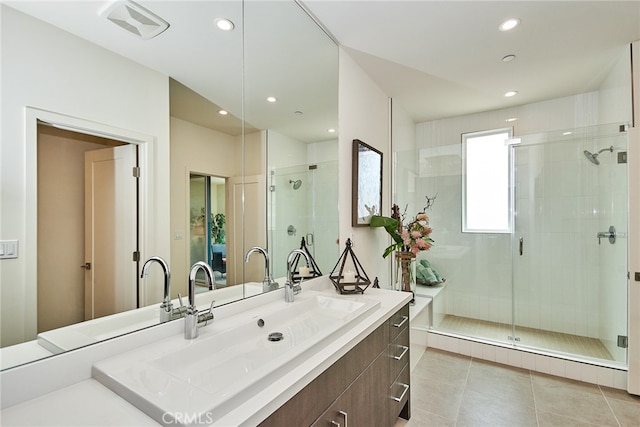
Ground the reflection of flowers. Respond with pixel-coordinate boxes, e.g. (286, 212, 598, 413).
(370, 204, 434, 258)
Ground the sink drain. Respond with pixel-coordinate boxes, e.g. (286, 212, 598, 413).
(268, 332, 284, 342)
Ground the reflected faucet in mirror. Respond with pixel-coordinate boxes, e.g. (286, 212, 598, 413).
(140, 257, 186, 323)
(245, 246, 278, 292)
(185, 261, 216, 340)
(284, 249, 311, 303)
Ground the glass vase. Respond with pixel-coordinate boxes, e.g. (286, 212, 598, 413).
(396, 251, 416, 304)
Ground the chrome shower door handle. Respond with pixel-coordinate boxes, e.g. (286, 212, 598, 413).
(519, 237, 523, 256)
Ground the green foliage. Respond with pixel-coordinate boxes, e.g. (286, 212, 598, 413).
(211, 213, 226, 244)
(369, 215, 404, 258)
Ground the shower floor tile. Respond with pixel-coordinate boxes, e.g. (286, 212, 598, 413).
(438, 315, 614, 361)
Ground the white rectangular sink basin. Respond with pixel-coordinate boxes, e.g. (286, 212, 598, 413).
(93, 290, 379, 426)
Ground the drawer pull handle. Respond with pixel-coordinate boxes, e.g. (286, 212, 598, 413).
(330, 410, 348, 427)
(391, 383, 409, 402)
(392, 315, 408, 328)
(392, 345, 409, 361)
(340, 410, 348, 427)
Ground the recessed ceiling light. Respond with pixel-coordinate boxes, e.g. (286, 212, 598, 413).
(328, 128, 336, 133)
(502, 54, 516, 63)
(266, 96, 277, 103)
(562, 131, 572, 136)
(218, 110, 228, 116)
(214, 18, 234, 31)
(499, 18, 521, 32)
(504, 91, 518, 97)
(505, 117, 518, 122)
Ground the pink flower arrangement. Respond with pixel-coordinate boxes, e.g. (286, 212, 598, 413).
(401, 213, 433, 254)
(370, 205, 434, 258)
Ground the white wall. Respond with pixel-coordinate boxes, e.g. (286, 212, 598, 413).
(1, 6, 171, 346)
(338, 49, 392, 286)
(392, 101, 418, 213)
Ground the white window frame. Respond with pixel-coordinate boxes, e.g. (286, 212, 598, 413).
(461, 127, 512, 233)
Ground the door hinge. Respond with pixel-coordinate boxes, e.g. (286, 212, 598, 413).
(132, 166, 140, 178)
(618, 335, 628, 349)
(133, 251, 140, 262)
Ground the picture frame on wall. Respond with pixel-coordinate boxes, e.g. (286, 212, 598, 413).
(352, 139, 383, 227)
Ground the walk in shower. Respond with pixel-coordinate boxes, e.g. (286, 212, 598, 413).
(403, 123, 629, 366)
(267, 161, 339, 279)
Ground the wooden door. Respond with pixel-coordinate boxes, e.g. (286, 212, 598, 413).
(84, 145, 138, 320)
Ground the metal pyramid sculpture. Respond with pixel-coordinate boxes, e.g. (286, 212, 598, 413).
(329, 238, 371, 294)
(290, 237, 322, 283)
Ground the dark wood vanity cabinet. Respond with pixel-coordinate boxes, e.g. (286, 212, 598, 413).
(259, 303, 410, 427)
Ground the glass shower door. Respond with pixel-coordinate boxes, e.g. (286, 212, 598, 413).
(511, 124, 628, 364)
(267, 161, 339, 279)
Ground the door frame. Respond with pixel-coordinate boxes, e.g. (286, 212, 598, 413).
(25, 107, 156, 339)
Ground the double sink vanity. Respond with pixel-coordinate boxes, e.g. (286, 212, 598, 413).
(1, 277, 411, 426)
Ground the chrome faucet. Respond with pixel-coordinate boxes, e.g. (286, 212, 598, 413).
(284, 249, 311, 302)
(244, 246, 278, 292)
(140, 256, 185, 323)
(185, 261, 216, 339)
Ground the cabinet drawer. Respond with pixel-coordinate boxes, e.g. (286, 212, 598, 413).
(388, 304, 409, 342)
(388, 364, 410, 423)
(389, 325, 409, 381)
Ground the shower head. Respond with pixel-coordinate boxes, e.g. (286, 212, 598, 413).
(289, 179, 302, 190)
(583, 150, 600, 165)
(583, 146, 613, 166)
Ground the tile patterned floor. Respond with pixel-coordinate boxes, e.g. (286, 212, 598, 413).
(438, 315, 614, 361)
(395, 348, 640, 427)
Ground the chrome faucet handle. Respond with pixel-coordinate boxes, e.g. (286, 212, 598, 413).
(198, 300, 216, 326)
(197, 300, 215, 326)
(168, 293, 187, 320)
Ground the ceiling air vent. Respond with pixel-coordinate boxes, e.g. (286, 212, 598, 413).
(100, 0, 169, 40)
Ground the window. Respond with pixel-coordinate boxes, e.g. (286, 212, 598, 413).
(462, 128, 512, 233)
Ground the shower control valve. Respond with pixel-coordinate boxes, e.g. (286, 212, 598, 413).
(597, 225, 616, 245)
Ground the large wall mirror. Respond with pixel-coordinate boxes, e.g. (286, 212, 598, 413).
(0, 0, 338, 370)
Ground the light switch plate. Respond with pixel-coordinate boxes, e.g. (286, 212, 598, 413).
(0, 240, 18, 259)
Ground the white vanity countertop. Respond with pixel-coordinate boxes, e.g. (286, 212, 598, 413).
(0, 379, 158, 426)
(0, 279, 411, 427)
(0, 341, 53, 371)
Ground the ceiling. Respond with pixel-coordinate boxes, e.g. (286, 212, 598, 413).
(5, 0, 640, 136)
(303, 0, 640, 123)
